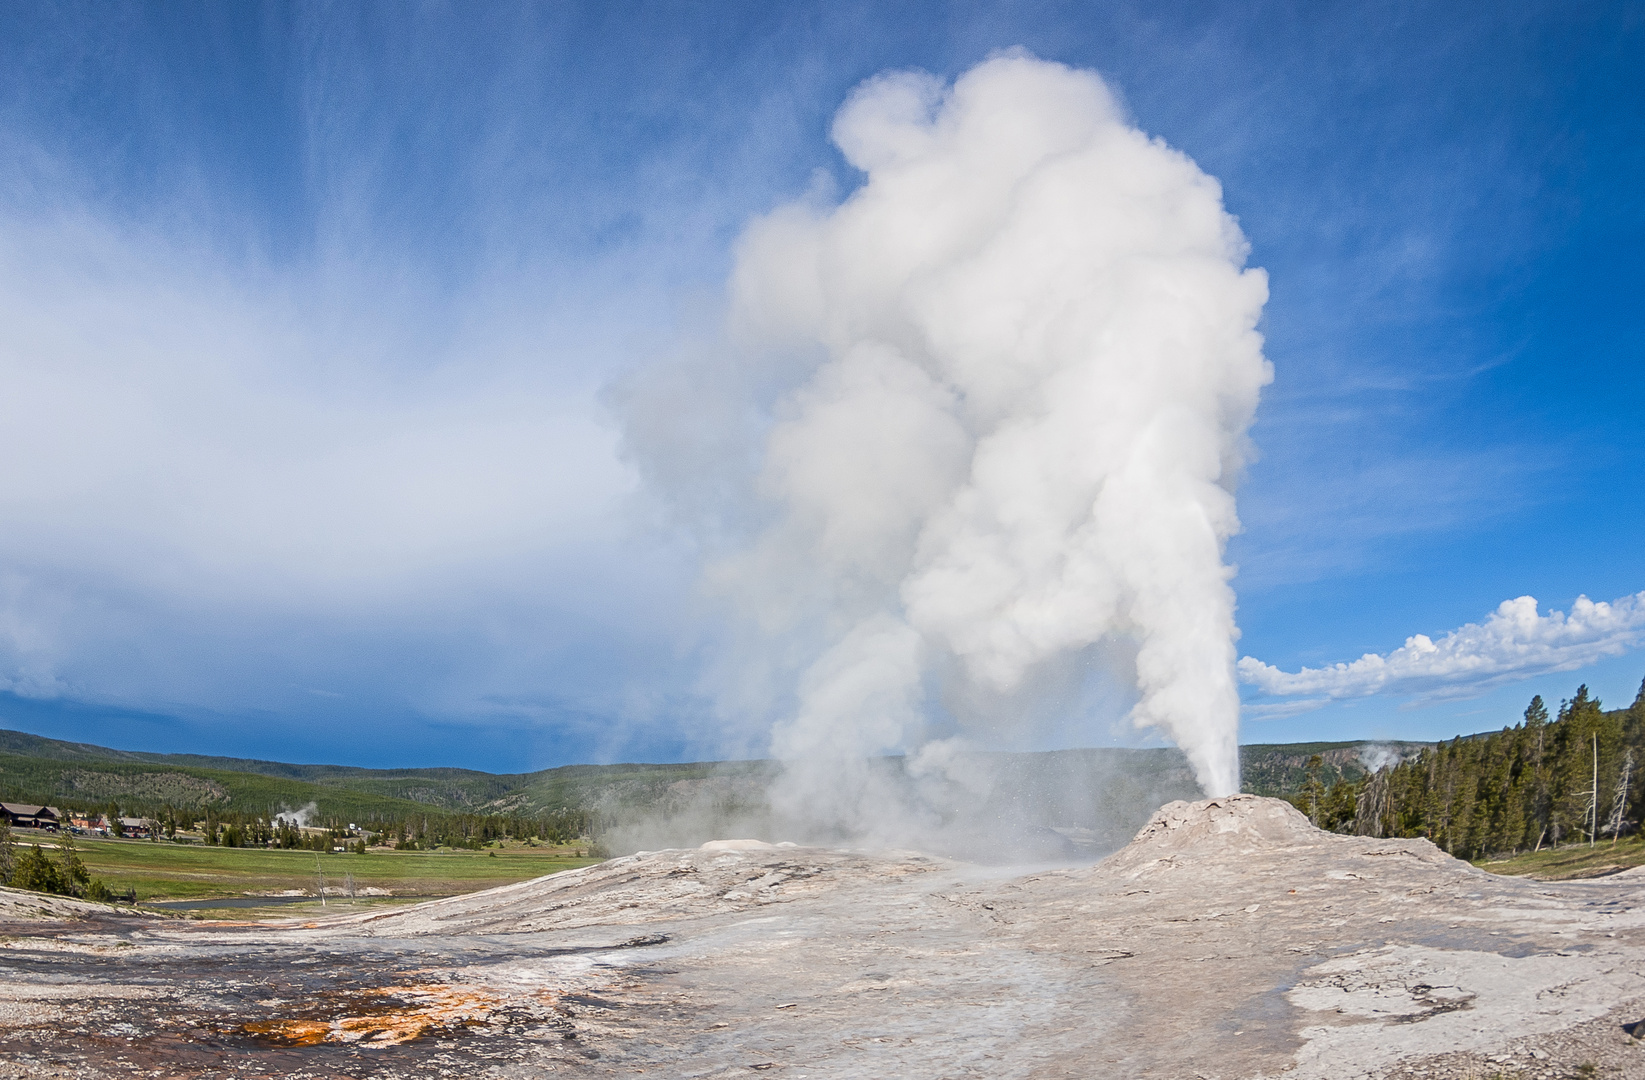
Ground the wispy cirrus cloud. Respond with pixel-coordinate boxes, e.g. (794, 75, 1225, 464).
(1239, 592, 1645, 702)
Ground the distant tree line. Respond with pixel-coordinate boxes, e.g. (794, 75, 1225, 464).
(39, 800, 594, 853)
(198, 806, 593, 851)
(1289, 679, 1645, 860)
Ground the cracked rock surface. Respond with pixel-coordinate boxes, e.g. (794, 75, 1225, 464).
(2, 794, 1643, 1078)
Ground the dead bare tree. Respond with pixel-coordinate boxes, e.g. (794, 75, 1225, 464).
(1606, 748, 1634, 845)
(1581, 733, 1599, 847)
(1352, 767, 1396, 838)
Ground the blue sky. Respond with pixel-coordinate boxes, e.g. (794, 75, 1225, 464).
(0, 2, 1640, 769)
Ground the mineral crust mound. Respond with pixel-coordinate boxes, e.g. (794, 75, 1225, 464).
(2, 796, 1644, 1080)
(1123, 791, 1319, 850)
(1101, 792, 1456, 880)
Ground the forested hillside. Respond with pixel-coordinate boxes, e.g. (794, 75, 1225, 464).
(1298, 679, 1645, 860)
(1237, 740, 1430, 797)
(18, 689, 1639, 864)
(0, 723, 1405, 852)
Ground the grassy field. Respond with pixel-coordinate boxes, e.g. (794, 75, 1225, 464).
(17, 835, 601, 904)
(1475, 835, 1645, 880)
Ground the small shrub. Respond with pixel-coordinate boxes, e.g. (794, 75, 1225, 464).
(59, 838, 90, 894)
(12, 846, 63, 893)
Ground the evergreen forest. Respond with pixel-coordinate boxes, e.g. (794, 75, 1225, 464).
(1295, 679, 1645, 860)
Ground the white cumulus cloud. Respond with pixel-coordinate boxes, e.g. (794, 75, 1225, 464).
(1239, 592, 1645, 701)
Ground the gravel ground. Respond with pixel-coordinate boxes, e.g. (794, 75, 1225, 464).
(0, 796, 1641, 1078)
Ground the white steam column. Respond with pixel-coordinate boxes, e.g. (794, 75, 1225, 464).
(722, 53, 1270, 822)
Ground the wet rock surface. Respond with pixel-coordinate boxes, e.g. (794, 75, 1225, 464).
(2, 795, 1643, 1078)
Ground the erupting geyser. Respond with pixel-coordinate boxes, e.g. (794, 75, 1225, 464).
(627, 52, 1270, 833)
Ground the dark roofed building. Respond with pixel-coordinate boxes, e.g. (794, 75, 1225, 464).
(1, 803, 60, 830)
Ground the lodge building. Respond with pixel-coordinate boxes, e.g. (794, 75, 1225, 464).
(0, 803, 61, 830)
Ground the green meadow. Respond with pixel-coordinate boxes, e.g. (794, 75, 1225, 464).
(1475, 835, 1645, 881)
(23, 836, 600, 905)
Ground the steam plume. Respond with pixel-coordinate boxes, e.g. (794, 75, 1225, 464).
(629, 53, 1270, 830)
(275, 802, 320, 829)
(1358, 744, 1406, 773)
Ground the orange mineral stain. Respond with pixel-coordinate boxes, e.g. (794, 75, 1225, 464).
(243, 984, 507, 1047)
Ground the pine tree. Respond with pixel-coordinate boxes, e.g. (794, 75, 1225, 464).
(1352, 681, 1643, 857)
(1501, 772, 1527, 853)
(1320, 779, 1357, 831)
(1451, 740, 1480, 857)
(1625, 679, 1645, 829)
(1525, 695, 1551, 849)
(12, 845, 63, 893)
(56, 833, 89, 897)
(1298, 755, 1325, 826)
(1471, 733, 1511, 856)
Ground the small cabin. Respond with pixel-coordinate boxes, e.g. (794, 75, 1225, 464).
(117, 817, 152, 839)
(0, 803, 60, 830)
